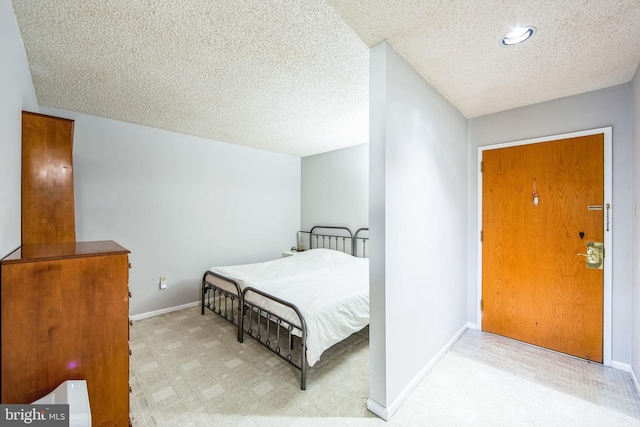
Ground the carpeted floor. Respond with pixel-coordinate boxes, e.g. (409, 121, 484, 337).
(129, 307, 640, 426)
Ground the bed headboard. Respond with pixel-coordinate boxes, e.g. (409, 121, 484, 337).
(297, 226, 369, 258)
(353, 227, 369, 258)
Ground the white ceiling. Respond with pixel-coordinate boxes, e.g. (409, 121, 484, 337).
(12, 1, 640, 157)
(330, 0, 640, 119)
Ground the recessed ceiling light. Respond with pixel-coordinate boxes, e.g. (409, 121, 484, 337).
(501, 26, 536, 46)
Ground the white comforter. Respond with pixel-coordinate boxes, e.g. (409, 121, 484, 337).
(208, 248, 369, 366)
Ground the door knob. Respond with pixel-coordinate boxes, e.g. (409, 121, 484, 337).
(577, 242, 603, 269)
(577, 250, 597, 264)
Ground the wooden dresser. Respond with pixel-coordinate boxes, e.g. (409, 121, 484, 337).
(1, 241, 131, 427)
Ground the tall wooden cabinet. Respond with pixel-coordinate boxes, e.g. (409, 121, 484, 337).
(1, 112, 131, 426)
(21, 112, 76, 245)
(1, 241, 131, 427)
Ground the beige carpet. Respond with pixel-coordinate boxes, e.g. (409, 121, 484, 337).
(129, 307, 640, 426)
(129, 306, 372, 425)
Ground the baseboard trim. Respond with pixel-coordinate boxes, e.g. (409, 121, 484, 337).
(611, 360, 632, 372)
(366, 398, 389, 421)
(129, 301, 200, 321)
(633, 367, 640, 398)
(368, 322, 468, 421)
(466, 322, 478, 330)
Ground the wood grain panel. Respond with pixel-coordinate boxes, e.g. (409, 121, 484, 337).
(482, 134, 604, 362)
(1, 244, 130, 426)
(21, 111, 76, 245)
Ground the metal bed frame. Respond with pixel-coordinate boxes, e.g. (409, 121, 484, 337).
(201, 226, 369, 389)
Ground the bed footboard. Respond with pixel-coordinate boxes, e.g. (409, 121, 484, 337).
(241, 286, 308, 390)
(201, 271, 243, 342)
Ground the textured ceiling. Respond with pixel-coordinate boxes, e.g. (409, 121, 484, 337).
(12, 1, 640, 157)
(12, 0, 369, 157)
(329, 0, 640, 118)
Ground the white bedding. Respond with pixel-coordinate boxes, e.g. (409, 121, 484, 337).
(207, 248, 369, 366)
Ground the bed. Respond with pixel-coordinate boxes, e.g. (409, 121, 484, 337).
(200, 226, 369, 389)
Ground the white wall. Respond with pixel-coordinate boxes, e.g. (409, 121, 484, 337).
(40, 107, 301, 316)
(632, 64, 640, 385)
(368, 42, 468, 418)
(301, 143, 368, 235)
(0, 1, 38, 258)
(467, 84, 634, 364)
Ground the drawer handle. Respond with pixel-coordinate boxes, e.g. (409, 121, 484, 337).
(128, 291, 132, 298)
(129, 319, 133, 327)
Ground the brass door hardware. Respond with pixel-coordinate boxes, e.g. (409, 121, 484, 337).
(577, 242, 604, 269)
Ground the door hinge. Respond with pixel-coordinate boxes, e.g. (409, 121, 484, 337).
(481, 161, 483, 173)
(480, 230, 483, 242)
(480, 299, 483, 311)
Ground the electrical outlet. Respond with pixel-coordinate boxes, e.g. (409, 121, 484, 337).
(159, 276, 167, 290)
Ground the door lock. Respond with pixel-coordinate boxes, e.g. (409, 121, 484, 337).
(577, 242, 603, 269)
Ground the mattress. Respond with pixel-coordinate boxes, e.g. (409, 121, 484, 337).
(206, 248, 369, 366)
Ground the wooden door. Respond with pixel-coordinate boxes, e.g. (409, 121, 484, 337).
(482, 134, 604, 362)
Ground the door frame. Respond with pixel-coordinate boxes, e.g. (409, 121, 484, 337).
(476, 127, 613, 366)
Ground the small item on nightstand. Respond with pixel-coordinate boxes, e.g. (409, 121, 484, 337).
(297, 245, 303, 252)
